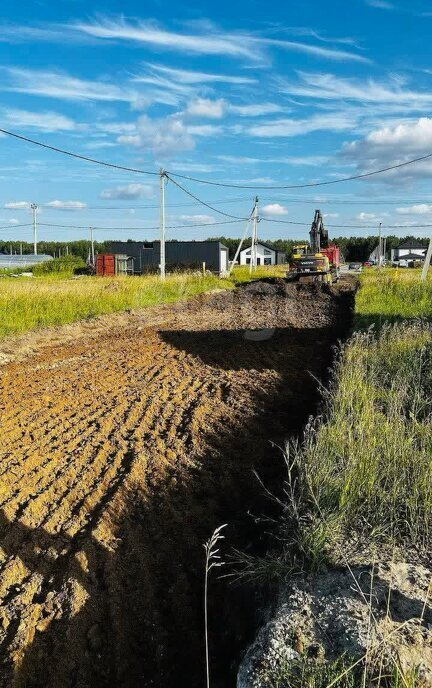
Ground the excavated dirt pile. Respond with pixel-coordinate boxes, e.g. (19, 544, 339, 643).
(0, 279, 354, 688)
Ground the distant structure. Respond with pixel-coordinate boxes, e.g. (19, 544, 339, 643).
(107, 240, 229, 275)
(239, 242, 286, 266)
(0, 254, 53, 270)
(391, 239, 426, 263)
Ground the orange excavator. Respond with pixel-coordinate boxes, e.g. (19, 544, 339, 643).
(287, 210, 340, 283)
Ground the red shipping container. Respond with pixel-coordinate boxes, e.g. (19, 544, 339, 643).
(96, 253, 115, 276)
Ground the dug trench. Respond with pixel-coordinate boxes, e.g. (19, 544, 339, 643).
(0, 277, 355, 688)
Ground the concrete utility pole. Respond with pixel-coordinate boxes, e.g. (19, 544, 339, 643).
(31, 203, 38, 255)
(377, 221, 382, 270)
(249, 196, 259, 274)
(90, 227, 95, 266)
(159, 169, 166, 281)
(421, 237, 432, 282)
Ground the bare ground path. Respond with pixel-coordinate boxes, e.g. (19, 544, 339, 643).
(0, 279, 353, 687)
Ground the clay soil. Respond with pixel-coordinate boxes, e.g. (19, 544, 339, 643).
(0, 278, 354, 688)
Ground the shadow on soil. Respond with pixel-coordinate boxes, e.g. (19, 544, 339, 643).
(2, 317, 353, 687)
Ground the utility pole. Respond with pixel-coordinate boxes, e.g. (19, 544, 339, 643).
(159, 169, 166, 280)
(377, 221, 382, 270)
(421, 237, 432, 282)
(249, 196, 259, 274)
(31, 203, 38, 255)
(90, 227, 95, 266)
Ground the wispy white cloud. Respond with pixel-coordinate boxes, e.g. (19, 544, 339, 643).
(147, 64, 256, 85)
(356, 211, 389, 221)
(246, 113, 355, 137)
(2, 67, 137, 103)
(73, 18, 258, 59)
(100, 184, 155, 200)
(277, 71, 432, 109)
(45, 200, 87, 210)
(4, 201, 30, 209)
(72, 17, 369, 64)
(365, 0, 395, 9)
(230, 103, 284, 117)
(218, 154, 328, 166)
(1, 107, 78, 132)
(179, 214, 216, 223)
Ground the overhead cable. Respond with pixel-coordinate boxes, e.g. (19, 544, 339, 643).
(3, 126, 431, 190)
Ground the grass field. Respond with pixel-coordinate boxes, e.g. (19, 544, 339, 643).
(257, 268, 432, 687)
(355, 268, 432, 327)
(273, 269, 432, 568)
(0, 265, 285, 339)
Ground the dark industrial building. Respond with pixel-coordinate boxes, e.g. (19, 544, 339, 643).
(108, 240, 229, 275)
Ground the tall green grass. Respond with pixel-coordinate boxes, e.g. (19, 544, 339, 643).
(0, 264, 286, 339)
(356, 269, 432, 327)
(0, 273, 234, 338)
(275, 269, 432, 571)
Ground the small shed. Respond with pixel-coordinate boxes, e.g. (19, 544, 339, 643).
(239, 242, 286, 266)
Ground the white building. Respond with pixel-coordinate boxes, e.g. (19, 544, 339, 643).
(239, 242, 286, 266)
(391, 240, 426, 263)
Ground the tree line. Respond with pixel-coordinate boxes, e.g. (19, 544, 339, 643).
(207, 235, 429, 262)
(1, 235, 428, 263)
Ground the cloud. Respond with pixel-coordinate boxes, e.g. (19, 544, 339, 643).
(396, 204, 432, 215)
(73, 18, 257, 59)
(9, 218, 20, 225)
(277, 72, 432, 110)
(118, 115, 195, 154)
(261, 203, 288, 216)
(179, 214, 216, 224)
(2, 67, 137, 103)
(230, 103, 283, 117)
(342, 118, 432, 181)
(147, 64, 256, 85)
(365, 0, 395, 9)
(218, 154, 328, 166)
(356, 212, 388, 222)
(186, 98, 226, 119)
(256, 37, 371, 63)
(247, 113, 355, 137)
(1, 108, 77, 132)
(100, 184, 155, 200)
(72, 17, 369, 64)
(4, 201, 30, 209)
(117, 112, 223, 154)
(45, 200, 87, 210)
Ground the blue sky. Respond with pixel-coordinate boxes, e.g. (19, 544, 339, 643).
(1, 0, 432, 244)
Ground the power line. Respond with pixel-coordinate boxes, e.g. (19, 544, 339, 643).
(0, 128, 158, 177)
(36, 219, 246, 231)
(4, 126, 432, 190)
(260, 216, 432, 229)
(167, 152, 432, 189)
(165, 173, 250, 220)
(0, 223, 33, 230)
(1, 197, 252, 211)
